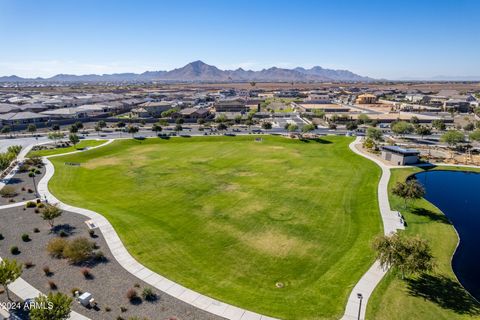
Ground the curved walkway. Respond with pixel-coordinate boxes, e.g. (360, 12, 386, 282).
(340, 137, 405, 320)
(36, 141, 276, 320)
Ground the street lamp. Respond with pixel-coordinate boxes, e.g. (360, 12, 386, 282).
(357, 293, 363, 320)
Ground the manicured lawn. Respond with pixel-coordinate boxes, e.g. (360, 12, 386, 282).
(48, 135, 382, 319)
(367, 166, 480, 320)
(27, 139, 107, 157)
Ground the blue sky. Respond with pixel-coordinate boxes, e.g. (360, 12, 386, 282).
(0, 0, 479, 79)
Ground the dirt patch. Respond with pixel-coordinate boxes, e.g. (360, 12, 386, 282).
(243, 230, 311, 257)
(83, 157, 122, 169)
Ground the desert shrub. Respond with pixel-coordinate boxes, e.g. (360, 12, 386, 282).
(133, 283, 140, 288)
(71, 288, 81, 296)
(36, 202, 45, 208)
(10, 246, 19, 255)
(142, 287, 157, 301)
(47, 237, 68, 258)
(120, 306, 128, 312)
(43, 266, 52, 276)
(88, 229, 95, 237)
(33, 228, 40, 233)
(126, 288, 138, 301)
(48, 280, 57, 290)
(105, 306, 111, 312)
(0, 186, 17, 198)
(21, 234, 30, 242)
(59, 230, 68, 238)
(27, 188, 33, 193)
(34, 208, 40, 214)
(80, 267, 92, 279)
(63, 237, 95, 263)
(24, 261, 34, 269)
(18, 164, 30, 172)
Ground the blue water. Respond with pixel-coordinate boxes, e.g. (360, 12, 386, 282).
(415, 170, 480, 301)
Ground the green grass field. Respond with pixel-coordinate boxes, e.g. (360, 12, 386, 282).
(28, 140, 107, 157)
(367, 166, 480, 320)
(48, 135, 382, 319)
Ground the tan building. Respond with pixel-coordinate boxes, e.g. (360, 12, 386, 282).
(356, 93, 377, 104)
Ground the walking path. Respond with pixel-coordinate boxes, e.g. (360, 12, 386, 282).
(340, 137, 405, 320)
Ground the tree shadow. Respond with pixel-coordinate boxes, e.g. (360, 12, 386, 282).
(5, 177, 23, 184)
(51, 224, 76, 236)
(407, 274, 480, 315)
(410, 207, 451, 224)
(299, 138, 332, 144)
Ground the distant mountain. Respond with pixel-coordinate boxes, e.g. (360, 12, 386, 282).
(0, 60, 374, 83)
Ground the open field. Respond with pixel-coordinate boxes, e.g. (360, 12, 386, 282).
(367, 166, 480, 320)
(48, 135, 382, 319)
(27, 139, 106, 157)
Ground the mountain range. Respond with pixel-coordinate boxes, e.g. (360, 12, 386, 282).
(0, 60, 374, 83)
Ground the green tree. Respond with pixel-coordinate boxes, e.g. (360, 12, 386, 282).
(0, 258, 23, 301)
(469, 129, 480, 142)
(431, 119, 446, 131)
(357, 114, 370, 124)
(346, 121, 358, 131)
(69, 133, 80, 148)
(1, 125, 11, 134)
(30, 292, 72, 320)
(313, 109, 326, 119)
(410, 116, 419, 124)
(97, 120, 107, 128)
(217, 123, 228, 131)
(48, 132, 65, 146)
(197, 118, 206, 125)
(234, 115, 243, 124)
(27, 124, 37, 135)
(51, 124, 60, 131)
(175, 118, 184, 125)
(287, 124, 298, 132)
(415, 125, 432, 139)
(372, 234, 434, 279)
(174, 124, 183, 132)
(463, 122, 475, 131)
(116, 121, 126, 128)
(152, 123, 162, 134)
(366, 127, 382, 141)
(261, 122, 273, 130)
(392, 180, 425, 208)
(74, 121, 83, 130)
(301, 124, 316, 133)
(69, 125, 78, 134)
(391, 121, 414, 136)
(440, 130, 464, 148)
(41, 204, 63, 228)
(127, 125, 139, 137)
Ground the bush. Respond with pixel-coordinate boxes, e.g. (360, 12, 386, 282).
(18, 164, 30, 172)
(88, 229, 95, 237)
(24, 261, 34, 269)
(120, 306, 128, 313)
(36, 202, 45, 208)
(47, 238, 68, 258)
(34, 208, 40, 214)
(0, 186, 17, 198)
(21, 234, 30, 242)
(142, 287, 157, 301)
(27, 188, 33, 193)
(59, 230, 68, 238)
(43, 266, 52, 276)
(33, 228, 40, 233)
(126, 288, 138, 301)
(105, 306, 111, 312)
(63, 237, 95, 263)
(80, 267, 92, 279)
(48, 280, 57, 290)
(94, 251, 106, 262)
(10, 246, 19, 255)
(71, 288, 81, 297)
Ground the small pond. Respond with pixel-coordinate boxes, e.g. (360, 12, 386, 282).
(415, 170, 480, 301)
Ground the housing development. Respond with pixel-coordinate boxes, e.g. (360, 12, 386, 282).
(1, 1, 480, 320)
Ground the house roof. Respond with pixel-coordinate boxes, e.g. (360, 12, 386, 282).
(41, 108, 86, 115)
(0, 111, 48, 121)
(382, 145, 419, 156)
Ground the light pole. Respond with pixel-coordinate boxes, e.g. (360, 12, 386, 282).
(357, 293, 363, 320)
